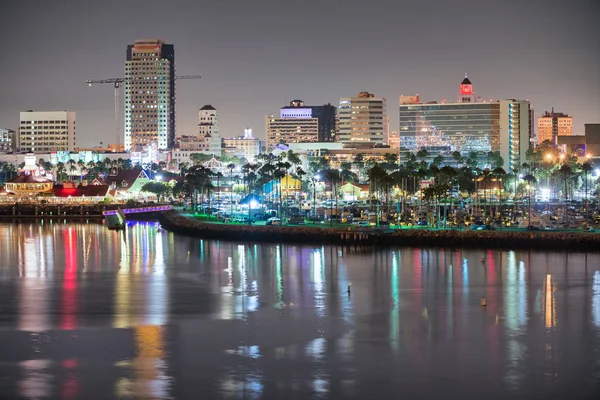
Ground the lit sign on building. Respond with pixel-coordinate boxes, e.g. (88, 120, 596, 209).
(280, 108, 313, 118)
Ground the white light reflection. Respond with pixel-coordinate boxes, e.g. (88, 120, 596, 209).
(18, 359, 52, 399)
(219, 372, 264, 400)
(517, 261, 527, 325)
(312, 249, 325, 317)
(306, 338, 326, 361)
(219, 257, 234, 320)
(153, 229, 165, 274)
(592, 271, 600, 327)
(505, 251, 518, 331)
(503, 252, 527, 391)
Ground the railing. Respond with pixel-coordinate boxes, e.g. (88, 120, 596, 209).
(102, 205, 172, 216)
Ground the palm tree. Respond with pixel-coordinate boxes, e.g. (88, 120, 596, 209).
(451, 151, 463, 168)
(582, 161, 593, 228)
(56, 162, 66, 182)
(185, 165, 214, 213)
(77, 160, 86, 181)
(294, 166, 306, 207)
(367, 164, 389, 226)
(559, 164, 572, 226)
(322, 168, 342, 226)
(227, 163, 236, 221)
(492, 167, 507, 228)
(522, 174, 537, 228)
(439, 165, 458, 228)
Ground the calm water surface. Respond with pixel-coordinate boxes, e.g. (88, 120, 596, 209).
(0, 221, 600, 399)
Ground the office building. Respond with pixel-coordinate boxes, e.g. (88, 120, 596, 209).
(266, 106, 319, 150)
(399, 77, 530, 171)
(338, 92, 387, 144)
(584, 124, 600, 157)
(124, 39, 175, 151)
(178, 135, 209, 151)
(537, 109, 572, 145)
(280, 100, 337, 142)
(222, 128, 261, 161)
(0, 128, 15, 153)
(198, 105, 221, 155)
(18, 111, 76, 153)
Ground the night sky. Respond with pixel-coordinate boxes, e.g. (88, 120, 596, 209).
(0, 0, 598, 147)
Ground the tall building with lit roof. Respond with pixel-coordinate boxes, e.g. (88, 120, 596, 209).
(338, 92, 387, 144)
(124, 39, 175, 151)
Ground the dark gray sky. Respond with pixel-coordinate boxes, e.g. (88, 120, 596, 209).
(1, 0, 598, 147)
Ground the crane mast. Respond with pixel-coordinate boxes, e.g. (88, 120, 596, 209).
(85, 75, 201, 149)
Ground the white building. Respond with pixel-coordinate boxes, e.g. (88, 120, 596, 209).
(266, 109, 319, 151)
(18, 111, 76, 153)
(124, 39, 175, 151)
(0, 128, 15, 153)
(223, 128, 261, 161)
(338, 91, 387, 145)
(198, 105, 221, 155)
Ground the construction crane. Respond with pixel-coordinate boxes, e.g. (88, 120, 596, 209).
(85, 75, 201, 148)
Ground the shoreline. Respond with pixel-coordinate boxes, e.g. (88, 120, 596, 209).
(156, 211, 600, 251)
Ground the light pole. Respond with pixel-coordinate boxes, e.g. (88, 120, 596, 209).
(311, 175, 320, 223)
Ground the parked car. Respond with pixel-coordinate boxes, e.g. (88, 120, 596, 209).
(266, 217, 281, 226)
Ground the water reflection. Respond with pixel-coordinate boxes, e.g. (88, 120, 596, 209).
(0, 222, 600, 398)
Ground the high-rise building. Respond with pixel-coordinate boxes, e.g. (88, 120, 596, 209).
(222, 128, 261, 161)
(18, 111, 76, 153)
(124, 39, 175, 151)
(0, 128, 15, 153)
(198, 105, 221, 155)
(265, 105, 319, 150)
(338, 92, 387, 144)
(399, 77, 530, 171)
(280, 100, 337, 142)
(537, 109, 572, 145)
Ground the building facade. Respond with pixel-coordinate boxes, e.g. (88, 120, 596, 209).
(265, 107, 319, 150)
(537, 109, 572, 145)
(338, 92, 387, 145)
(222, 128, 261, 161)
(399, 78, 530, 171)
(124, 39, 175, 151)
(0, 128, 15, 153)
(18, 111, 76, 153)
(198, 105, 221, 155)
(280, 100, 337, 142)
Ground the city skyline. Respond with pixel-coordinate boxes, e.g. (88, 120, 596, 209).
(0, 0, 598, 147)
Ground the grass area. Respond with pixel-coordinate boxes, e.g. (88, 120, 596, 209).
(183, 213, 597, 233)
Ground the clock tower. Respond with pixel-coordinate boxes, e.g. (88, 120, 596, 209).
(458, 74, 475, 103)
